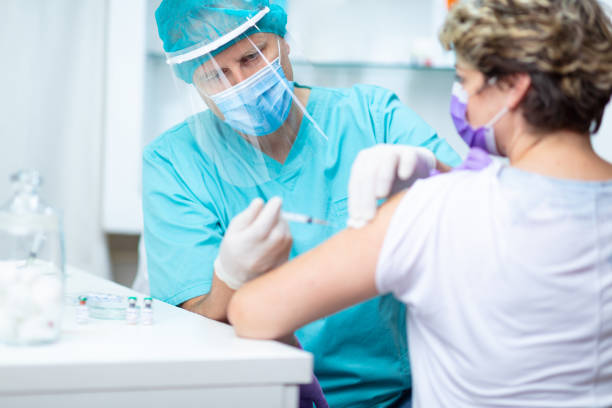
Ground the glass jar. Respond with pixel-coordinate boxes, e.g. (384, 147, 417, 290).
(0, 170, 65, 345)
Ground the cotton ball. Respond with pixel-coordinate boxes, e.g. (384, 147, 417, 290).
(18, 315, 57, 343)
(0, 261, 63, 344)
(30, 274, 63, 308)
(39, 303, 62, 329)
(18, 261, 52, 286)
(5, 282, 36, 321)
(17, 266, 37, 285)
(0, 262, 20, 301)
(0, 261, 20, 284)
(0, 307, 17, 342)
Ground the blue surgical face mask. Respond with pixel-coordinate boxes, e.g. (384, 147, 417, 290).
(210, 47, 294, 137)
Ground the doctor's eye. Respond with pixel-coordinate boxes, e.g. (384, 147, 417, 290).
(242, 52, 260, 64)
(454, 73, 465, 84)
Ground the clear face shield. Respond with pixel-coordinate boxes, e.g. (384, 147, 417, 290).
(163, 10, 328, 188)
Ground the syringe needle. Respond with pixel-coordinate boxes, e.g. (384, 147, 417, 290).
(282, 211, 329, 226)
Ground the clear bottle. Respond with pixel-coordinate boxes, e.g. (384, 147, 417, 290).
(0, 170, 65, 345)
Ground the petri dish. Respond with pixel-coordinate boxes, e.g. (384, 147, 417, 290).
(86, 292, 128, 320)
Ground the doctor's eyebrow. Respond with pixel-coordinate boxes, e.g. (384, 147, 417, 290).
(196, 40, 270, 79)
(238, 41, 268, 60)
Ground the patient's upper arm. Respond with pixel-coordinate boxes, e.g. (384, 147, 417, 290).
(228, 191, 408, 340)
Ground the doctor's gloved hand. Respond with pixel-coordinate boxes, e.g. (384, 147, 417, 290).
(214, 197, 293, 290)
(347, 145, 437, 229)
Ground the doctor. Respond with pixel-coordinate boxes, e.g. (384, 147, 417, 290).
(143, 1, 460, 406)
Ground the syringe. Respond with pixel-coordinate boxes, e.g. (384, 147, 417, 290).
(282, 211, 329, 226)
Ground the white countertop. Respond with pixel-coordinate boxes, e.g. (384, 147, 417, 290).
(0, 267, 312, 396)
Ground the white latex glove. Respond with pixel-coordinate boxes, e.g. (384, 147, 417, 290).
(214, 197, 292, 290)
(347, 145, 437, 228)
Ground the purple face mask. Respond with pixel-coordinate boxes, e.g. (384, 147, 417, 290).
(450, 81, 508, 155)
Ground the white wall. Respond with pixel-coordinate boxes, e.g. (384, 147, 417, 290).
(101, 0, 147, 234)
(133, 0, 612, 236)
(286, 0, 451, 66)
(0, 0, 111, 277)
(142, 0, 612, 162)
(285, 0, 612, 161)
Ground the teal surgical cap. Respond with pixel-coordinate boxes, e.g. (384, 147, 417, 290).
(156, 0, 288, 84)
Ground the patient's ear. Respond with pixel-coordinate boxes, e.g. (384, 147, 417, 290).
(503, 73, 531, 110)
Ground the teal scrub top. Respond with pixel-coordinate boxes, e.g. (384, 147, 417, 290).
(143, 84, 461, 407)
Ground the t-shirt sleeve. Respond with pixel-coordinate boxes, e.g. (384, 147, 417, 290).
(375, 177, 444, 302)
(371, 87, 462, 167)
(142, 145, 223, 306)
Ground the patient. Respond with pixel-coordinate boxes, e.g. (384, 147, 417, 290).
(228, 0, 612, 407)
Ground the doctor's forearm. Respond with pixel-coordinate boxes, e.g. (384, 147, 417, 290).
(180, 273, 235, 322)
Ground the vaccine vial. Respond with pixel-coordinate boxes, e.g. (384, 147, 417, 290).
(75, 296, 88, 324)
(126, 296, 139, 325)
(141, 297, 154, 325)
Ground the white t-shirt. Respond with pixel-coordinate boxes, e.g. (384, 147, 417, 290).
(376, 162, 612, 408)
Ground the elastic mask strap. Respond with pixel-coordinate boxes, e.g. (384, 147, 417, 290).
(247, 36, 330, 141)
(478, 76, 508, 127)
(239, 36, 330, 141)
(486, 105, 509, 127)
(484, 104, 508, 155)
